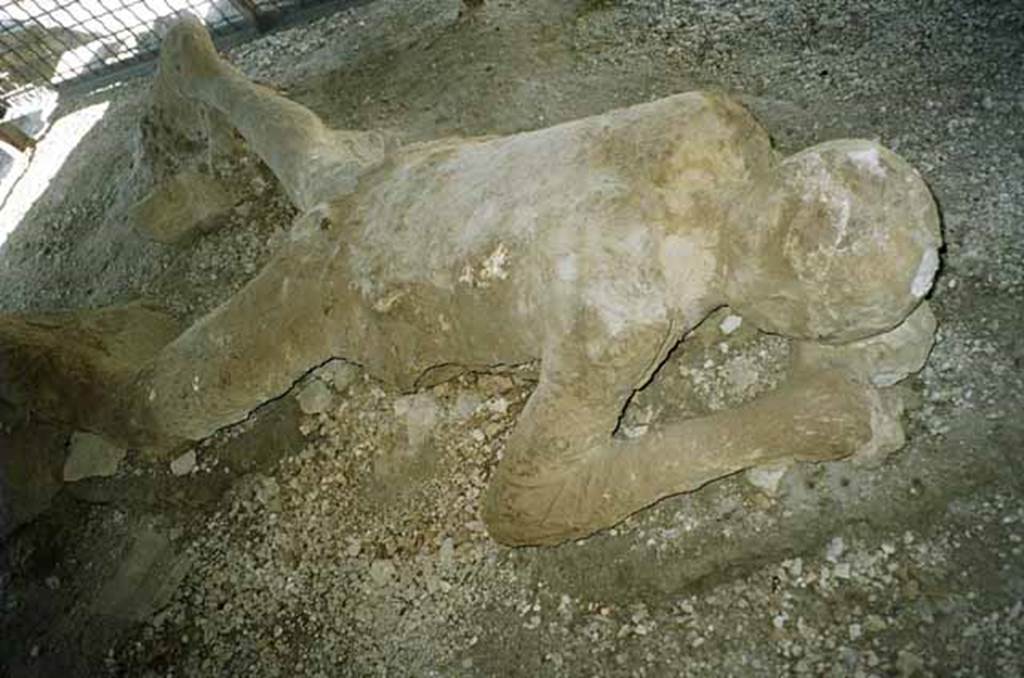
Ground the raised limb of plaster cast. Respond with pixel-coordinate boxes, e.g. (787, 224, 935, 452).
(0, 17, 942, 546)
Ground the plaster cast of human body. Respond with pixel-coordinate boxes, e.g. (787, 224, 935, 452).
(0, 18, 942, 545)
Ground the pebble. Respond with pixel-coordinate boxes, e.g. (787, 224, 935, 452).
(720, 314, 743, 335)
(896, 649, 925, 676)
(451, 393, 483, 420)
(170, 450, 197, 476)
(393, 392, 440, 448)
(369, 559, 395, 587)
(744, 464, 789, 496)
(297, 380, 334, 415)
(439, 537, 455, 570)
(826, 537, 846, 563)
(316, 359, 359, 392)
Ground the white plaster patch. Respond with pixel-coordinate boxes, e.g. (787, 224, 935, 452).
(744, 464, 789, 496)
(848, 147, 886, 178)
(372, 289, 404, 313)
(556, 254, 578, 282)
(623, 228, 649, 254)
(911, 248, 939, 298)
(719, 314, 743, 335)
(584, 278, 667, 337)
(461, 243, 512, 288)
(481, 243, 510, 281)
(658, 233, 717, 309)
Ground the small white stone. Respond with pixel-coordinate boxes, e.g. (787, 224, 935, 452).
(826, 536, 846, 563)
(170, 450, 197, 476)
(719, 314, 743, 335)
(485, 396, 509, 415)
(849, 623, 862, 640)
(315, 359, 359, 392)
(744, 464, 789, 496)
(439, 537, 455, 570)
(369, 559, 395, 587)
(451, 393, 483, 420)
(621, 423, 650, 439)
(297, 380, 334, 415)
(394, 393, 440, 448)
(911, 248, 939, 298)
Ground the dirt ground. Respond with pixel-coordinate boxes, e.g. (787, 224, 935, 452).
(1, 0, 1022, 675)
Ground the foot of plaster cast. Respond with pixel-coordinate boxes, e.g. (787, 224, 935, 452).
(160, 16, 227, 95)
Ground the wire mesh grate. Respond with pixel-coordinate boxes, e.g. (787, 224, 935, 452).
(0, 0, 346, 112)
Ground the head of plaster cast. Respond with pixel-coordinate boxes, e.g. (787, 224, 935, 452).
(723, 139, 941, 344)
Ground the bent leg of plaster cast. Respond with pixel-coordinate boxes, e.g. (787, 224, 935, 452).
(158, 17, 393, 210)
(131, 227, 341, 444)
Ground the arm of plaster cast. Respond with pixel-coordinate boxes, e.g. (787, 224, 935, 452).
(792, 302, 937, 388)
(786, 301, 937, 465)
(482, 368, 883, 546)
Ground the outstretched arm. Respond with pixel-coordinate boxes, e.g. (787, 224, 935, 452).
(482, 332, 895, 546)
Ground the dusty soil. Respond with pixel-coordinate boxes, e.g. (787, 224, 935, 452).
(1, 0, 1022, 675)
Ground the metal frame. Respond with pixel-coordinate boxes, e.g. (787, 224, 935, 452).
(0, 0, 360, 112)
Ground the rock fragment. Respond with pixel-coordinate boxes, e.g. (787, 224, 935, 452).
(297, 380, 334, 415)
(744, 464, 789, 496)
(63, 432, 126, 482)
(170, 450, 197, 476)
(394, 393, 440, 449)
(131, 170, 235, 244)
(719, 314, 743, 335)
(369, 559, 395, 587)
(315, 359, 359, 392)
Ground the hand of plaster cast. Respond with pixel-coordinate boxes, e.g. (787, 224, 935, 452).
(787, 300, 930, 469)
(850, 384, 906, 467)
(791, 302, 937, 388)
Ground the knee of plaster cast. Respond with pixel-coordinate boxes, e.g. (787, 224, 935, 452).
(726, 139, 942, 343)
